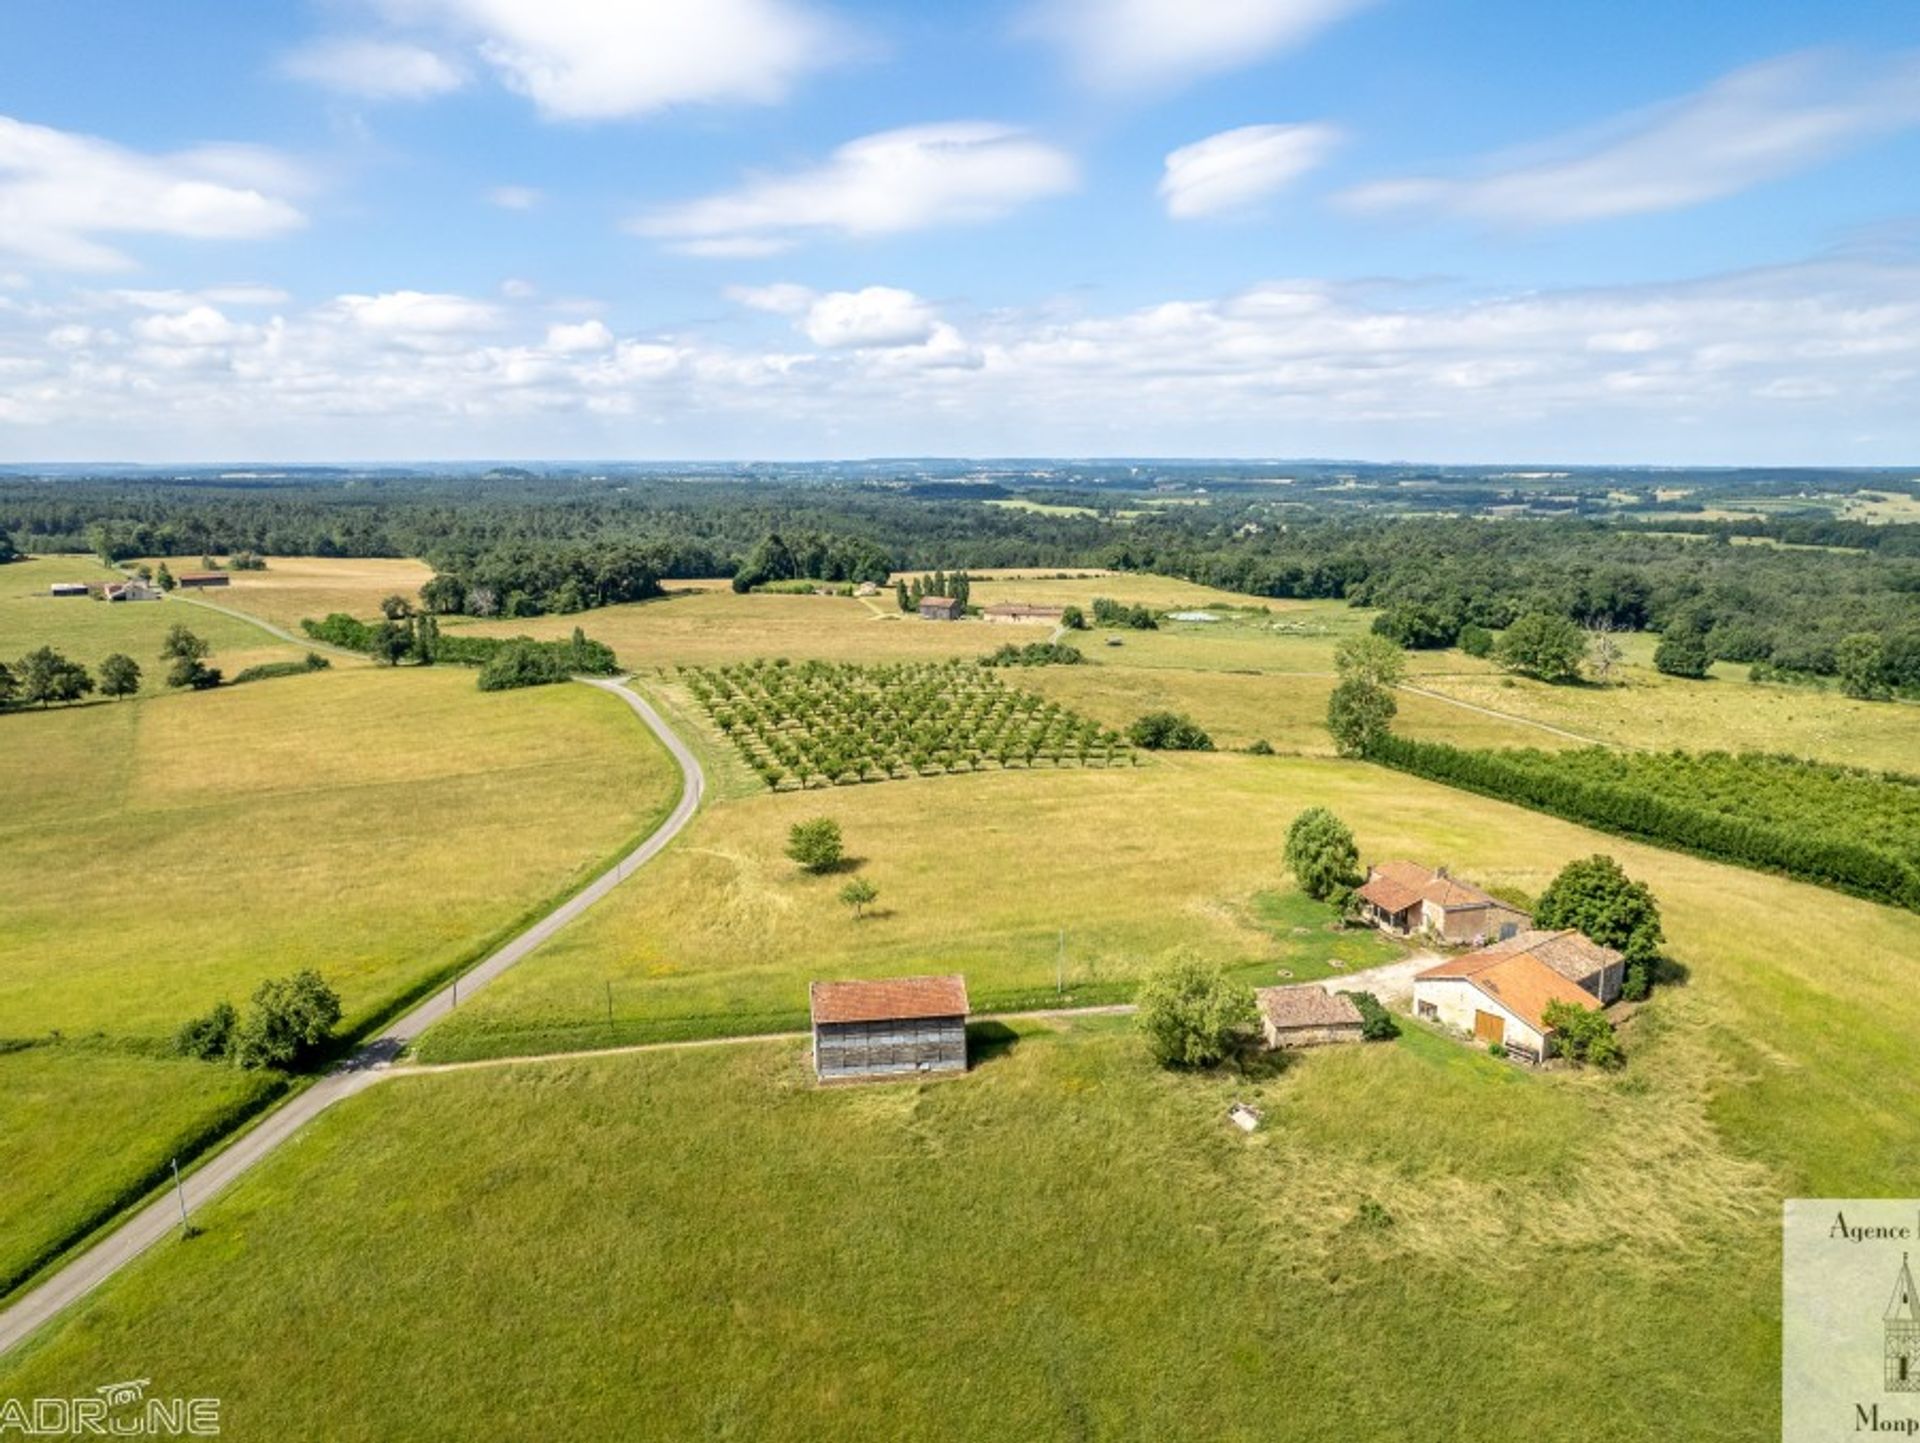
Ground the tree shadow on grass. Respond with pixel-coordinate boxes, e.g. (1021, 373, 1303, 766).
(966, 1020, 1021, 1068)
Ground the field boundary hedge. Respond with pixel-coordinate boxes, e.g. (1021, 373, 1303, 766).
(1366, 733, 1920, 913)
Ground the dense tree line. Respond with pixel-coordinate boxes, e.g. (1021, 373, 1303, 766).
(302, 613, 617, 688)
(6, 474, 1917, 688)
(1366, 734, 1920, 912)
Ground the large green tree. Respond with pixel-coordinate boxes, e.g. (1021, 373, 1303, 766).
(1284, 807, 1361, 902)
(161, 625, 220, 690)
(1326, 633, 1404, 755)
(1495, 613, 1586, 682)
(1837, 633, 1891, 701)
(1533, 854, 1664, 996)
(1135, 958, 1256, 1069)
(0, 660, 15, 708)
(15, 647, 94, 706)
(231, 970, 343, 1070)
(97, 652, 142, 699)
(1653, 628, 1712, 679)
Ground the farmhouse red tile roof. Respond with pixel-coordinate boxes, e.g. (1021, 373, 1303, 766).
(1255, 985, 1363, 1029)
(1361, 860, 1517, 915)
(1458, 928, 1623, 985)
(919, 596, 957, 606)
(810, 974, 970, 1026)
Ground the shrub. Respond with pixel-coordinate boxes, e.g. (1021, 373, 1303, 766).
(838, 877, 878, 917)
(1342, 990, 1400, 1041)
(1284, 807, 1361, 901)
(477, 641, 573, 691)
(1458, 624, 1494, 658)
(786, 817, 844, 873)
(1654, 630, 1712, 679)
(231, 654, 332, 685)
(1128, 711, 1213, 750)
(1060, 605, 1086, 630)
(230, 971, 342, 1071)
(980, 642, 1083, 668)
(1543, 999, 1624, 1069)
(173, 1001, 237, 1061)
(1134, 958, 1255, 1069)
(1246, 738, 1275, 756)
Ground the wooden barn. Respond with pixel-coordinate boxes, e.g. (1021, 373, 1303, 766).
(810, 974, 969, 1081)
(176, 572, 230, 588)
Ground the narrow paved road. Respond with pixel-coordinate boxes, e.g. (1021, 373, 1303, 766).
(0, 676, 703, 1360)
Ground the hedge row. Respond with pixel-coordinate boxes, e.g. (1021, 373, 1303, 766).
(301, 613, 619, 688)
(1366, 733, 1920, 913)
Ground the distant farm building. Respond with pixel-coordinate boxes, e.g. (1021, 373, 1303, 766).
(810, 974, 970, 1081)
(102, 580, 161, 602)
(854, 581, 880, 597)
(49, 583, 89, 597)
(1255, 986, 1364, 1049)
(176, 572, 230, 589)
(1413, 934, 1617, 1063)
(981, 602, 1065, 626)
(1356, 861, 1530, 945)
(917, 596, 963, 621)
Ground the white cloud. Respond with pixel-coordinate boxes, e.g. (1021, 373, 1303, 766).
(326, 289, 501, 340)
(545, 318, 613, 352)
(372, 0, 843, 120)
(1160, 123, 1340, 218)
(487, 185, 542, 210)
(0, 115, 306, 271)
(725, 282, 817, 315)
(132, 305, 255, 347)
(282, 38, 467, 99)
(1341, 50, 1920, 226)
(499, 278, 538, 299)
(634, 123, 1076, 254)
(1028, 0, 1375, 90)
(4, 256, 1919, 460)
(800, 287, 938, 348)
(108, 285, 290, 311)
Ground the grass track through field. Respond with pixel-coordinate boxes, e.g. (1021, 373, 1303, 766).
(0, 677, 702, 1359)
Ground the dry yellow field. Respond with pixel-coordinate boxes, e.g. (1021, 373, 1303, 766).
(142, 555, 434, 630)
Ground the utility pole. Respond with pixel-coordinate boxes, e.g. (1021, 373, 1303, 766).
(171, 1158, 189, 1236)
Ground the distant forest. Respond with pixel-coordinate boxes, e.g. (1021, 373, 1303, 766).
(2, 468, 1917, 688)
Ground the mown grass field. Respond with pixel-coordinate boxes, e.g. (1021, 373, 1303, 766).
(0, 556, 310, 692)
(0, 660, 680, 1301)
(0, 1012, 1778, 1442)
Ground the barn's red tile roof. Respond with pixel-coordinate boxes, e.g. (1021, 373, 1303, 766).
(1418, 942, 1596, 1033)
(1255, 985, 1362, 1029)
(1461, 928, 1622, 985)
(810, 974, 970, 1025)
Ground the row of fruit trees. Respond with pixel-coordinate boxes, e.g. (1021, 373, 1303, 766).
(681, 659, 1135, 789)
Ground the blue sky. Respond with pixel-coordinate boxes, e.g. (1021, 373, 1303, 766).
(1, 0, 1917, 462)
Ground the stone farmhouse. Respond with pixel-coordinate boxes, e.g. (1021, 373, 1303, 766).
(917, 596, 963, 621)
(809, 974, 969, 1081)
(1412, 929, 1625, 1063)
(1255, 986, 1364, 1048)
(1356, 860, 1530, 945)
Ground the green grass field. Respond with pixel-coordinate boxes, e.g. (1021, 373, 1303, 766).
(0, 654, 681, 1301)
(0, 1049, 282, 1296)
(0, 1012, 1779, 1442)
(0, 557, 313, 693)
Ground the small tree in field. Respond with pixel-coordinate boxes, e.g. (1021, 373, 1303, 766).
(839, 877, 878, 918)
(1496, 612, 1585, 682)
(161, 625, 220, 690)
(1136, 958, 1256, 1069)
(1533, 854, 1664, 998)
(786, 817, 844, 873)
(1284, 807, 1361, 902)
(98, 652, 141, 699)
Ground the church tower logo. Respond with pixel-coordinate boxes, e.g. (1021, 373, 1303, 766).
(1889, 1252, 1920, 1393)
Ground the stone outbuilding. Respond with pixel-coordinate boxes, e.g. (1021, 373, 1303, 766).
(917, 596, 963, 621)
(1356, 860, 1530, 945)
(1254, 985, 1365, 1049)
